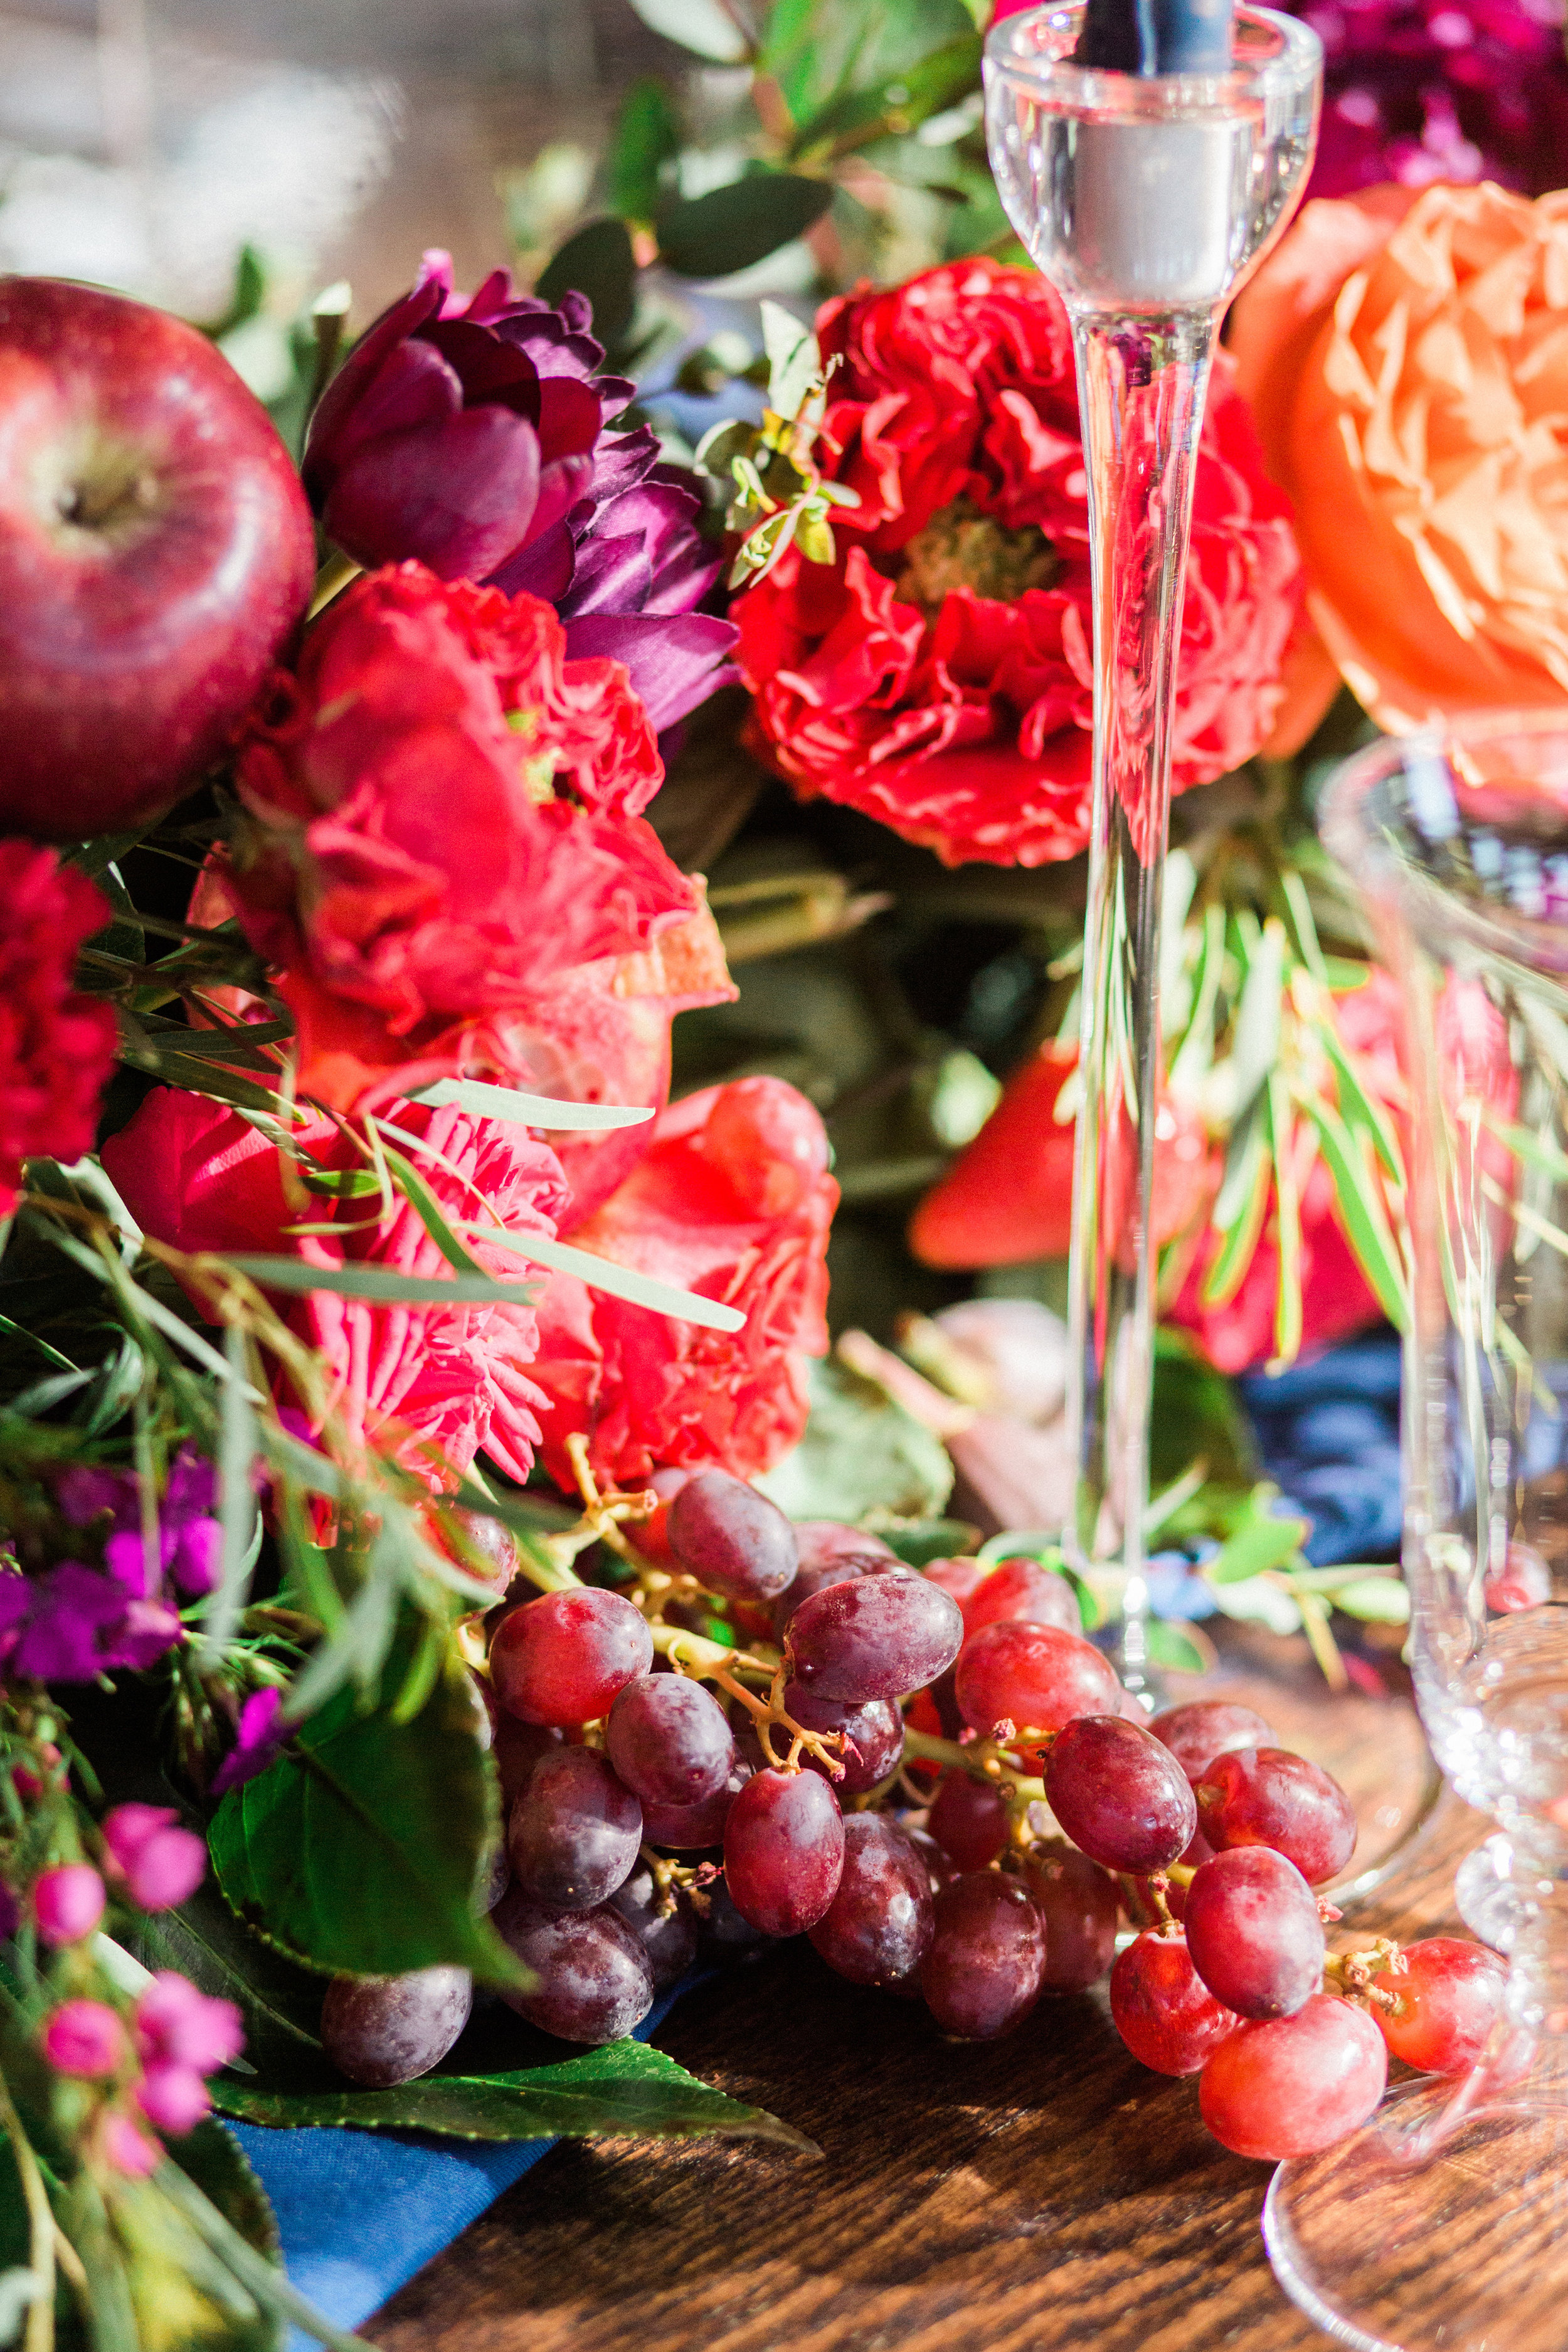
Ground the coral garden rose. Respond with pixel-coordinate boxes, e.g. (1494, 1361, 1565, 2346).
(211, 563, 732, 1116)
(103, 1090, 566, 1487)
(531, 1076, 836, 1490)
(734, 260, 1303, 869)
(1232, 181, 1568, 734)
(0, 842, 117, 1216)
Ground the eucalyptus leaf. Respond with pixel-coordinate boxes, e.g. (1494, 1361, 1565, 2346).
(535, 218, 637, 347)
(609, 77, 683, 218)
(212, 2038, 816, 2151)
(413, 1078, 653, 1131)
(474, 1225, 746, 1333)
(657, 174, 834, 278)
(209, 1628, 521, 1989)
(221, 1254, 541, 1310)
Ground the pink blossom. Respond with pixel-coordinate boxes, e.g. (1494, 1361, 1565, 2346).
(100, 2111, 161, 2176)
(135, 1974, 244, 2075)
(136, 2060, 211, 2135)
(43, 1999, 125, 2078)
(210, 1687, 286, 1797)
(100, 1805, 206, 1911)
(33, 1863, 105, 1947)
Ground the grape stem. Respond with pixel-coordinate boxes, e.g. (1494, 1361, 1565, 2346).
(657, 1633, 847, 1779)
(1323, 1938, 1403, 2003)
(902, 1725, 1046, 1807)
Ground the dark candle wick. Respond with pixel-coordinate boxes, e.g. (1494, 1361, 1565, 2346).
(1073, 0, 1234, 73)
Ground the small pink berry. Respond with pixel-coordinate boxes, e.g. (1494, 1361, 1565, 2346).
(136, 2060, 210, 2136)
(135, 1974, 244, 2074)
(34, 1863, 105, 1947)
(100, 2111, 161, 2178)
(43, 1999, 126, 2079)
(100, 1804, 206, 1911)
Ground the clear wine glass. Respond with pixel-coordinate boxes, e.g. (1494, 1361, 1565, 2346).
(1265, 714, 1568, 2352)
(983, 4, 1320, 1694)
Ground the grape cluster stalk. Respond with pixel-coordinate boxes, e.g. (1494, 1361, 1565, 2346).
(319, 1468, 1507, 2166)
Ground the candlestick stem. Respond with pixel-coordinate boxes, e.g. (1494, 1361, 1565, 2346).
(1065, 310, 1214, 1691)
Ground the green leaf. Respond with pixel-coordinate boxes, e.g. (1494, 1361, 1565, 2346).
(167, 2125, 279, 2265)
(1205, 1493, 1310, 1584)
(656, 174, 834, 278)
(535, 218, 637, 348)
(209, 1626, 522, 1989)
(608, 77, 682, 218)
(761, 298, 820, 418)
(623, 0, 751, 61)
(107, 2167, 279, 2352)
(1143, 1621, 1207, 1675)
(786, 33, 983, 157)
(473, 1225, 746, 1333)
(756, 1357, 954, 1523)
(212, 2038, 817, 2151)
(1148, 1330, 1258, 1497)
(1315, 1018, 1402, 1182)
(1202, 1092, 1271, 1309)
(414, 1078, 653, 1132)
(1322, 1575, 1409, 1624)
(1296, 1093, 1409, 1329)
(127, 1884, 326, 2075)
(879, 1518, 982, 1567)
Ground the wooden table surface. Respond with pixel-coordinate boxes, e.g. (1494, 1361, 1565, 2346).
(373, 1769, 1481, 2352)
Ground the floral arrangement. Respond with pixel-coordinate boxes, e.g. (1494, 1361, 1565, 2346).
(2, 0, 1566, 2339)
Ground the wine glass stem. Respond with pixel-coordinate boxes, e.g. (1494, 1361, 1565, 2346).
(1065, 308, 1217, 1688)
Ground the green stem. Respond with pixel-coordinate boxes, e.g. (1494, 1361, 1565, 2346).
(0, 2070, 55, 2352)
(902, 1726, 1046, 1806)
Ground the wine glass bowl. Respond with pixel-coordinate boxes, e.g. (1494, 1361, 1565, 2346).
(1264, 714, 1568, 2349)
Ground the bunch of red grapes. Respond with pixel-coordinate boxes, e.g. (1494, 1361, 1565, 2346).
(322, 1473, 1507, 2161)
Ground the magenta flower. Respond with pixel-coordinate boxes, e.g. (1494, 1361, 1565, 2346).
(302, 252, 737, 730)
(43, 1998, 125, 2079)
(0, 1561, 182, 1682)
(100, 1805, 206, 1912)
(136, 2060, 211, 2135)
(135, 1973, 244, 2074)
(210, 1687, 287, 1796)
(34, 1863, 105, 1947)
(56, 1446, 223, 1601)
(100, 2111, 161, 2176)
(1292, 0, 1568, 196)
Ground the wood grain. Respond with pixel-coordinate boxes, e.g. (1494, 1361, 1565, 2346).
(371, 1789, 1485, 2352)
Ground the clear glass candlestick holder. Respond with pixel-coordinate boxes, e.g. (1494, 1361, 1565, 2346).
(1263, 715, 1568, 2352)
(983, 5, 1320, 1690)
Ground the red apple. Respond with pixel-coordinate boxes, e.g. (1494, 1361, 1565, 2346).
(0, 277, 316, 841)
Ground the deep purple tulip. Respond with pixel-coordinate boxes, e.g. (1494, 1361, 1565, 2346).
(305, 251, 737, 731)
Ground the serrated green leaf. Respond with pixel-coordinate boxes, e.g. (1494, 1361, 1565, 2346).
(657, 174, 834, 278)
(212, 2037, 816, 2151)
(536, 218, 637, 347)
(209, 1626, 521, 1989)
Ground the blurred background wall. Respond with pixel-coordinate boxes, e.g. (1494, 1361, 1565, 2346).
(0, 0, 667, 315)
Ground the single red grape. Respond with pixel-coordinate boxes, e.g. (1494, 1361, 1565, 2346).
(953, 1621, 1122, 1744)
(493, 1890, 655, 2043)
(445, 1508, 519, 1594)
(628, 1466, 694, 1569)
(320, 1967, 472, 2087)
(1369, 1937, 1507, 2075)
(1110, 1930, 1239, 2075)
(921, 1557, 993, 1613)
(962, 1557, 1081, 1639)
(1484, 1540, 1552, 1613)
(786, 1576, 963, 1703)
(1199, 1994, 1387, 2159)
(640, 1757, 752, 1850)
(808, 1815, 935, 1989)
(1045, 1715, 1198, 1873)
(906, 1825, 958, 1892)
(506, 1746, 642, 1911)
(606, 1674, 734, 1808)
(668, 1471, 798, 1604)
(607, 1865, 699, 1993)
(1024, 1840, 1120, 1994)
(928, 1772, 1010, 1871)
(1149, 1699, 1274, 1782)
(1184, 1847, 1325, 2020)
(724, 1767, 844, 1936)
(772, 1554, 882, 1643)
(1194, 1746, 1357, 1885)
(783, 1682, 905, 1796)
(797, 1522, 898, 1571)
(489, 1587, 653, 1728)
(920, 1873, 1047, 2040)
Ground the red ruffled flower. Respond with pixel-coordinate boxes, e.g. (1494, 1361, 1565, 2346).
(0, 842, 117, 1216)
(531, 1076, 836, 1489)
(734, 261, 1303, 868)
(103, 1091, 567, 1488)
(213, 562, 721, 1113)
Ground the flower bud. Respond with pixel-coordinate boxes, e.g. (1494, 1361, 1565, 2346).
(135, 1973, 243, 2074)
(43, 1999, 125, 2078)
(34, 1863, 105, 1946)
(101, 1804, 206, 1911)
(100, 2110, 161, 2176)
(136, 2059, 210, 2136)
